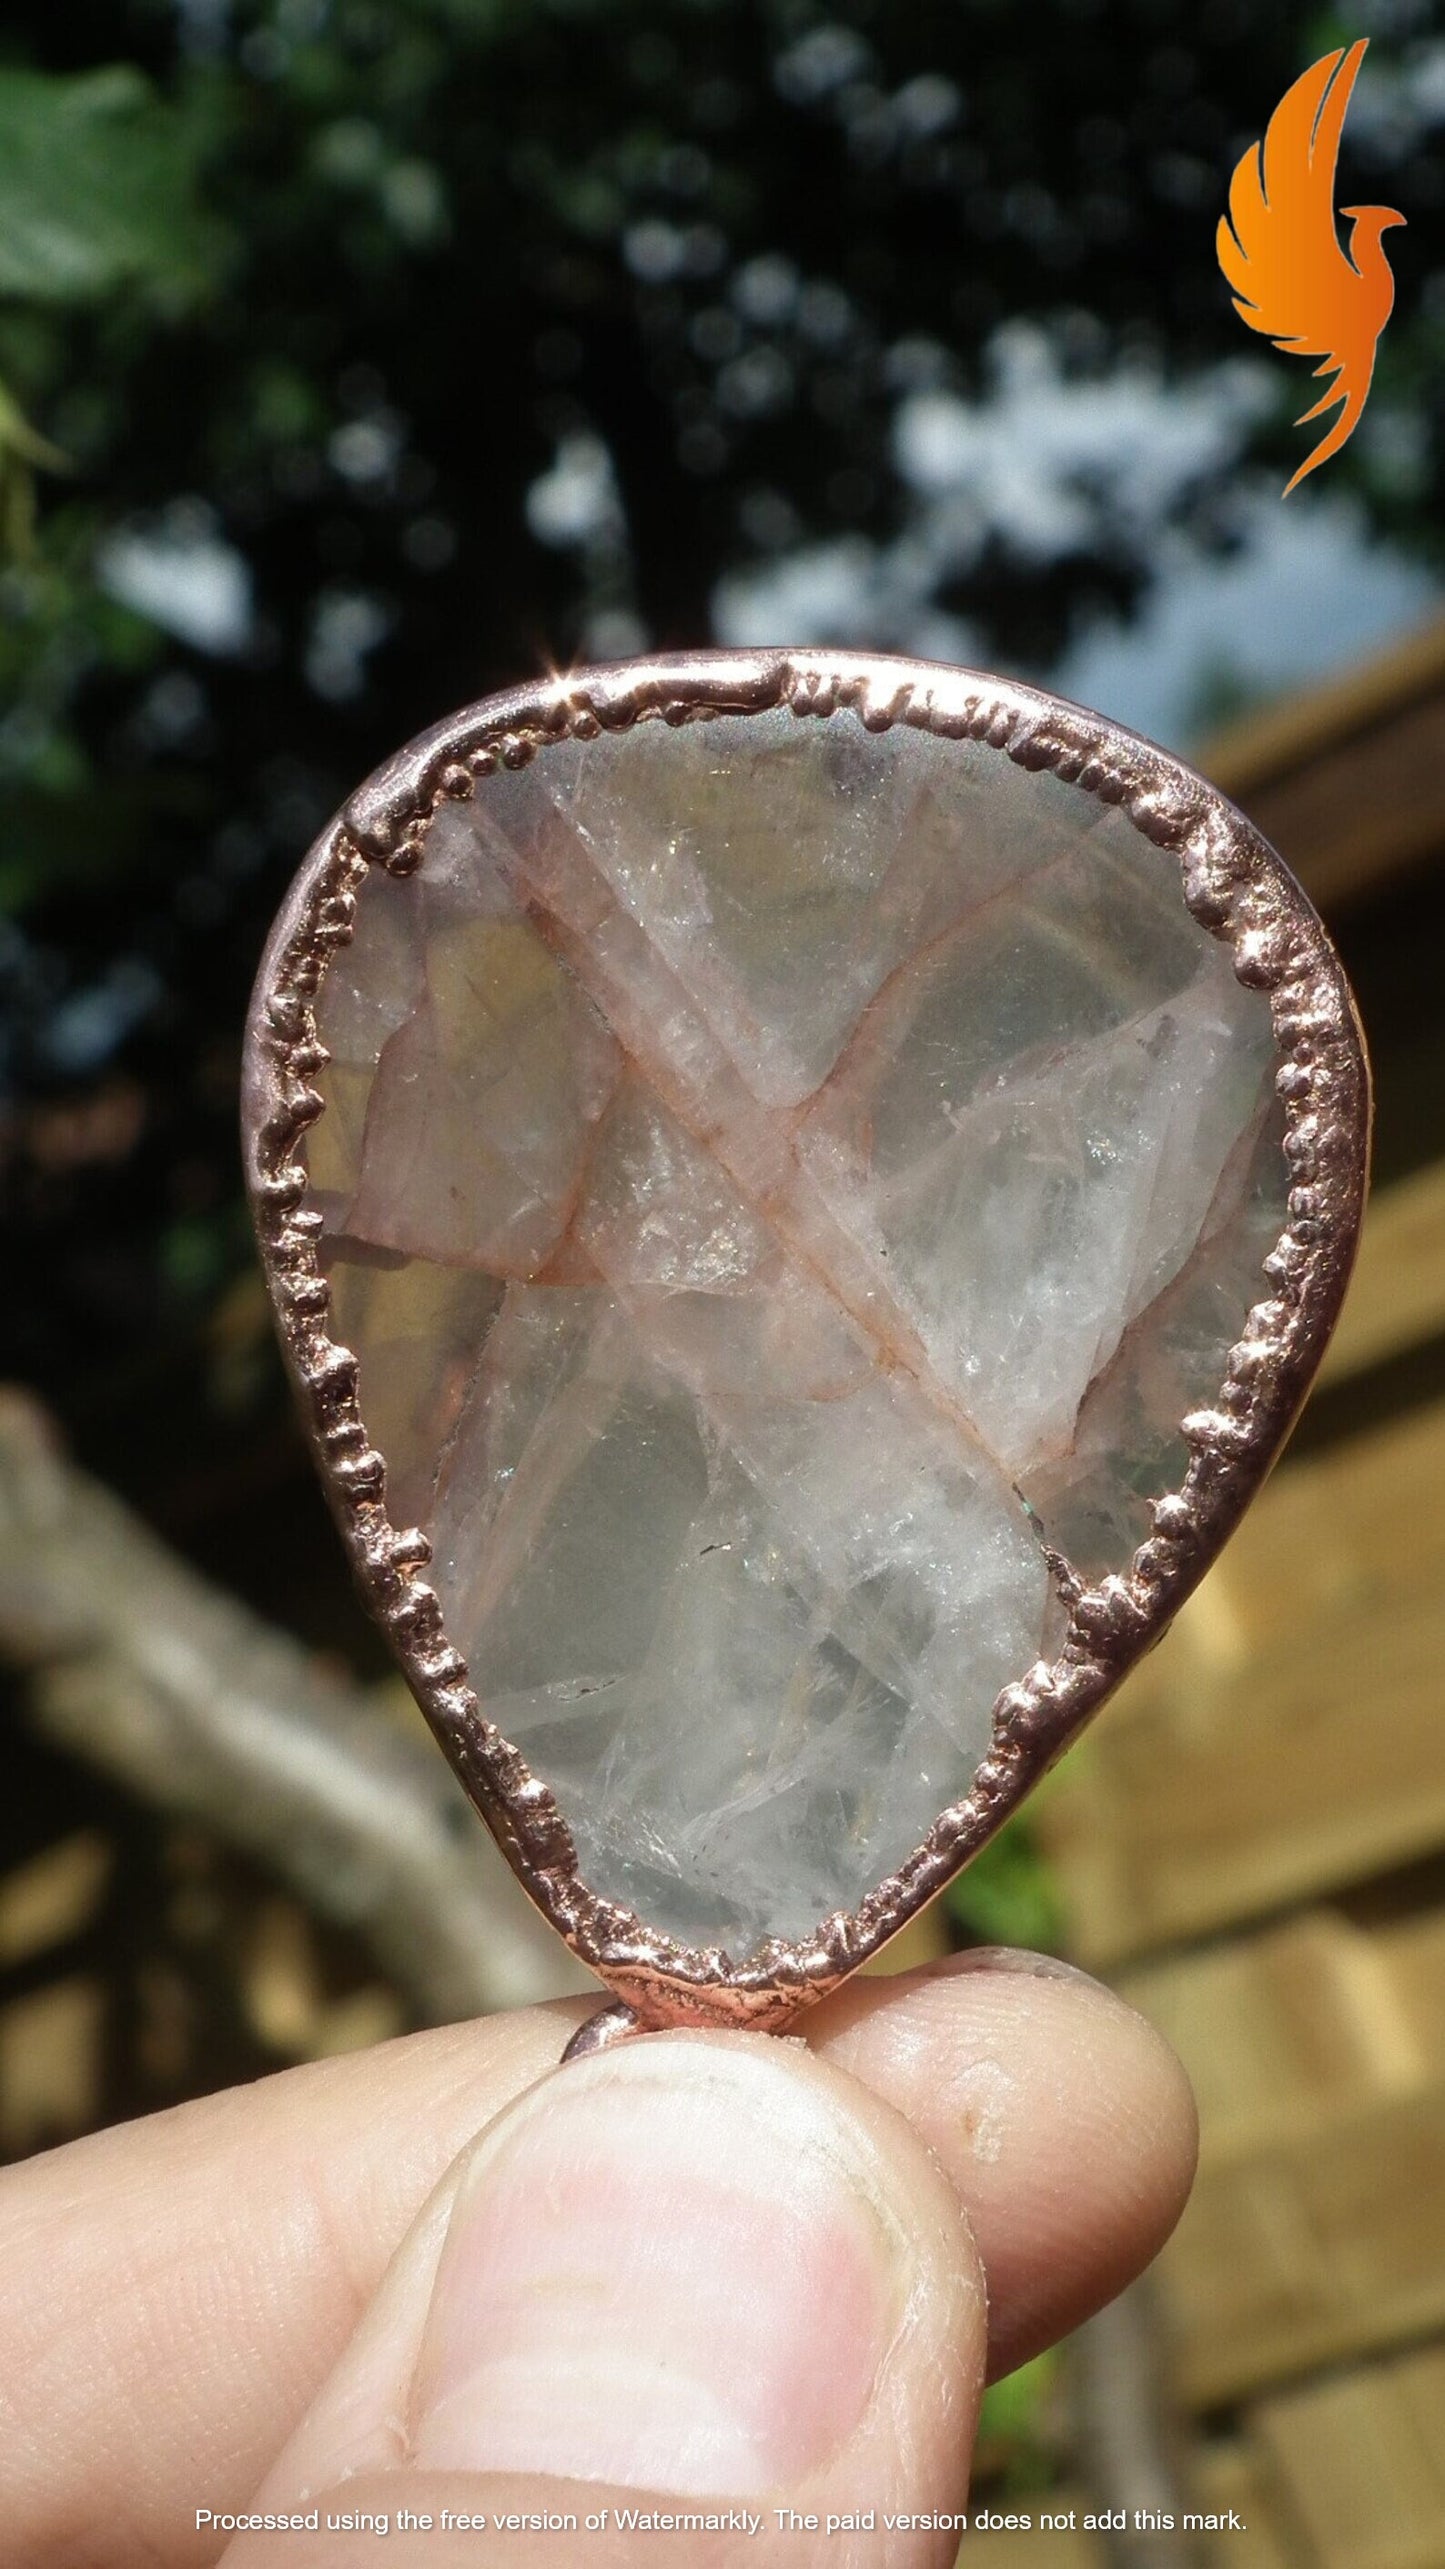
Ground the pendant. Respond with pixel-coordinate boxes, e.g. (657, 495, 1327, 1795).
(243, 651, 1368, 2049)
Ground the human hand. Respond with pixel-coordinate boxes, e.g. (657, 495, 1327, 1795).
(1, 1951, 1195, 2568)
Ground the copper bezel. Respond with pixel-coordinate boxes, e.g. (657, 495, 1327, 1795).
(243, 649, 1370, 2037)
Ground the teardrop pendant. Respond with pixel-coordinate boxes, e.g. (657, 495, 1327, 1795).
(244, 651, 1368, 2035)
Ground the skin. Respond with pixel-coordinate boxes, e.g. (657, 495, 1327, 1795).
(0, 1949, 1196, 2569)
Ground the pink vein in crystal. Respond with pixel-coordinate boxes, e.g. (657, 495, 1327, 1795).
(310, 708, 1287, 1956)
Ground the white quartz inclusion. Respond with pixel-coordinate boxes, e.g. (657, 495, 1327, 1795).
(310, 707, 1288, 1956)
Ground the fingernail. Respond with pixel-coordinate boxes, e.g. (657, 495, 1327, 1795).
(410, 2037, 903, 2495)
(938, 1946, 1106, 1990)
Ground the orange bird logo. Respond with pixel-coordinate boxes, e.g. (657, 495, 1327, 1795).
(1217, 41, 1404, 494)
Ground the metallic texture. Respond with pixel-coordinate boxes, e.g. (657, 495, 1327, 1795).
(243, 650, 1370, 2034)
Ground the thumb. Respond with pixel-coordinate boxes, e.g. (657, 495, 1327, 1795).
(224, 2030, 986, 2567)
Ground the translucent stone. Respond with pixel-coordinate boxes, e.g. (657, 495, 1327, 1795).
(310, 707, 1288, 1957)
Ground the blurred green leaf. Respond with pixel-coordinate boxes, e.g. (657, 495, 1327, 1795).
(162, 1211, 234, 1302)
(977, 2351, 1060, 2493)
(0, 66, 217, 305)
(944, 1816, 1064, 1954)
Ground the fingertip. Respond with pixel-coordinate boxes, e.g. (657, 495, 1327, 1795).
(808, 1949, 1198, 2375)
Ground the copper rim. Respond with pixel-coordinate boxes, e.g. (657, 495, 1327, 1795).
(243, 649, 1371, 2033)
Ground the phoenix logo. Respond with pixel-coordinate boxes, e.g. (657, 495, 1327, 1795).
(1217, 41, 1404, 494)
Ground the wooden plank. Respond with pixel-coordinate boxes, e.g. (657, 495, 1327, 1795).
(1226, 685, 1445, 910)
(1041, 1172, 1445, 1958)
(1118, 1912, 1426, 2168)
(1039, 1580, 1445, 1966)
(1319, 1160, 1445, 1385)
(1159, 1396, 1445, 1670)
(1200, 615, 1445, 910)
(0, 1977, 102, 2156)
(949, 2461, 1294, 2564)
(1201, 617, 1445, 805)
(1033, 1176, 1445, 1952)
(1121, 1910, 1445, 2401)
(1190, 2443, 1296, 2569)
(1250, 2345, 1445, 2569)
(948, 2491, 1101, 2565)
(1377, 1911, 1445, 2061)
(1039, 1386, 1445, 1963)
(242, 1897, 405, 2062)
(1158, 2078, 1445, 2403)
(0, 1832, 109, 1968)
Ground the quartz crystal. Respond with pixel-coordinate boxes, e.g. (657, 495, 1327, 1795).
(309, 708, 1288, 1957)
